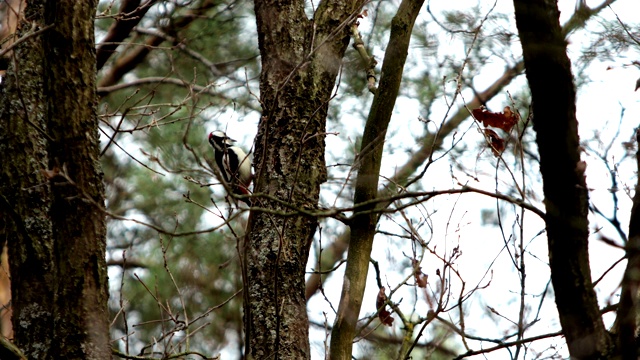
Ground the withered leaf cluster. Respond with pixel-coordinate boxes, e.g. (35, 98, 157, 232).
(376, 287, 394, 326)
(472, 106, 519, 156)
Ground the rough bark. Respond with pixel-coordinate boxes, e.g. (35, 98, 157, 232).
(513, 0, 612, 358)
(44, 1, 110, 358)
(0, 1, 55, 358)
(245, 0, 364, 358)
(0, 0, 109, 359)
(328, 0, 424, 358)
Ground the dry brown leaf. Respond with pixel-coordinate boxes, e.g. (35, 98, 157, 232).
(483, 128, 505, 156)
(472, 106, 518, 132)
(376, 287, 394, 326)
(411, 259, 428, 288)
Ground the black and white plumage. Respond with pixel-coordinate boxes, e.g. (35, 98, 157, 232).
(208, 130, 252, 205)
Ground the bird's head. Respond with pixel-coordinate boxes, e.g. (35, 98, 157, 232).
(209, 130, 236, 149)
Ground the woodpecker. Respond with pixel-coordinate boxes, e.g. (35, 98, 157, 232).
(208, 130, 252, 205)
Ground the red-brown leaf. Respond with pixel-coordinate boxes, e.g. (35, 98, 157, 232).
(416, 272, 428, 288)
(472, 106, 518, 132)
(376, 287, 394, 326)
(411, 259, 428, 288)
(379, 309, 394, 326)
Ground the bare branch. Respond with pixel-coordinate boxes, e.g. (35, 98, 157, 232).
(96, 0, 158, 70)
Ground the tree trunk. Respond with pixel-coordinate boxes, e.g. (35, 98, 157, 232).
(0, 0, 55, 356)
(329, 0, 424, 358)
(245, 0, 364, 358)
(617, 129, 640, 360)
(45, 1, 110, 358)
(0, 1, 110, 359)
(513, 0, 612, 358)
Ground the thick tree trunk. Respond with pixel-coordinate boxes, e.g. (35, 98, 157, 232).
(245, 0, 364, 358)
(0, 2, 55, 358)
(44, 1, 110, 358)
(0, 1, 109, 359)
(513, 0, 612, 358)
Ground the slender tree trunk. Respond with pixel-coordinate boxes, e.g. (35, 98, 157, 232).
(245, 0, 364, 358)
(329, 0, 424, 358)
(617, 129, 640, 360)
(513, 0, 612, 358)
(0, 1, 109, 359)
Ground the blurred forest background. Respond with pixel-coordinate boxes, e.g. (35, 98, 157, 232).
(0, 0, 639, 359)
